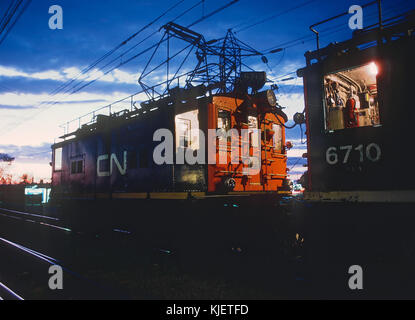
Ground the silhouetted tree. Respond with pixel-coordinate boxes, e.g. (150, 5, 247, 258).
(20, 173, 31, 185)
(0, 153, 15, 162)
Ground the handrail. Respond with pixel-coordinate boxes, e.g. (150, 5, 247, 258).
(309, 0, 381, 52)
(58, 64, 219, 138)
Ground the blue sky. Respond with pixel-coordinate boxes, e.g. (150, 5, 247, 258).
(0, 0, 413, 181)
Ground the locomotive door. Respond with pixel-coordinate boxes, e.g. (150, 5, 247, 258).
(173, 108, 205, 191)
(52, 146, 64, 189)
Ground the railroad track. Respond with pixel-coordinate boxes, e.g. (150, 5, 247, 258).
(0, 234, 129, 299)
(0, 281, 24, 300)
(0, 207, 72, 232)
(0, 205, 306, 299)
(0, 207, 131, 299)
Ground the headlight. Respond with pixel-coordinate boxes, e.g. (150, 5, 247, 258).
(266, 89, 277, 107)
(255, 89, 277, 107)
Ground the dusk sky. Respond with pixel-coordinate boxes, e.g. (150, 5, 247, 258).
(0, 0, 413, 182)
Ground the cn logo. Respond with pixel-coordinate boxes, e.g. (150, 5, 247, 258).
(97, 151, 128, 177)
(348, 265, 363, 290)
(348, 5, 363, 30)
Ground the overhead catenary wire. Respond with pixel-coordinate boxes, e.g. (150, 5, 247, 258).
(2, 0, 412, 139)
(0, 0, 207, 136)
(48, 0, 242, 101)
(263, 0, 412, 54)
(264, 0, 413, 86)
(45, 0, 415, 109)
(0, 0, 31, 46)
(60, 0, 207, 97)
(59, 1, 409, 132)
(0, 0, 243, 138)
(220, 0, 322, 69)
(0, 0, 23, 36)
(46, 0, 218, 102)
(188, 0, 240, 28)
(21, 0, 310, 114)
(234, 0, 319, 34)
(49, 0, 187, 97)
(0, 0, 17, 32)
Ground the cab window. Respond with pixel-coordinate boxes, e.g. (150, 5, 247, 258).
(323, 61, 381, 132)
(217, 109, 231, 132)
(175, 110, 200, 152)
(71, 159, 84, 174)
(273, 124, 283, 152)
(54, 147, 62, 171)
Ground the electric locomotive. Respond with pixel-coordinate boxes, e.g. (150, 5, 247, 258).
(48, 23, 297, 251)
(51, 77, 290, 202)
(298, 10, 415, 203)
(294, 8, 415, 298)
(49, 74, 294, 250)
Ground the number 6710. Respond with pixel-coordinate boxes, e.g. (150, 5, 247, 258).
(326, 143, 381, 165)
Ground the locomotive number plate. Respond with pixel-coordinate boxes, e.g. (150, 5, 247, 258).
(326, 143, 381, 165)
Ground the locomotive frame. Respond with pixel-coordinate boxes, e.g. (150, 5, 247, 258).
(298, 10, 415, 203)
(51, 85, 290, 202)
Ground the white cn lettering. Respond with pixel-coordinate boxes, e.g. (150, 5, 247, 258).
(97, 152, 127, 177)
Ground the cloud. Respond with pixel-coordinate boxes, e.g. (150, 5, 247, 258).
(0, 64, 139, 85)
(0, 105, 37, 110)
(288, 148, 307, 158)
(0, 91, 133, 108)
(277, 93, 305, 119)
(0, 143, 51, 162)
(0, 66, 65, 81)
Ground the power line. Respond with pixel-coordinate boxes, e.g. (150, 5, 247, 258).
(0, 0, 196, 136)
(234, 0, 319, 34)
(263, 0, 412, 54)
(0, 0, 242, 137)
(264, 1, 414, 93)
(0, 0, 31, 46)
(6, 0, 411, 139)
(49, 0, 186, 97)
(58, 0, 206, 97)
(0, 0, 24, 40)
(0, 0, 22, 35)
(50, 0, 241, 100)
(67, 0, 241, 95)
(188, 0, 240, 28)
(0, 0, 16, 31)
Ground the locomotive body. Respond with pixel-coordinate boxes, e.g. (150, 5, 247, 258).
(51, 88, 289, 202)
(298, 12, 415, 202)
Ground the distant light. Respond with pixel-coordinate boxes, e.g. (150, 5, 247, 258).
(368, 62, 378, 76)
(113, 229, 131, 235)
